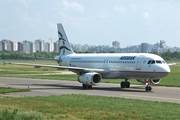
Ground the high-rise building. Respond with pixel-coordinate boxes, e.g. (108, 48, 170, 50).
(112, 41, 120, 48)
(34, 39, 45, 52)
(0, 39, 14, 51)
(23, 40, 34, 53)
(54, 41, 59, 53)
(44, 42, 50, 53)
(141, 43, 149, 53)
(160, 40, 166, 48)
(18, 42, 23, 52)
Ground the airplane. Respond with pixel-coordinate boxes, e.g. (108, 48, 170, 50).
(3, 23, 176, 91)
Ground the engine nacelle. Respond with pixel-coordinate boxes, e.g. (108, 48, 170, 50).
(150, 79, 161, 84)
(78, 72, 102, 86)
(137, 79, 161, 85)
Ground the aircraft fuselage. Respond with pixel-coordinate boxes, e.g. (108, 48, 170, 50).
(56, 53, 170, 80)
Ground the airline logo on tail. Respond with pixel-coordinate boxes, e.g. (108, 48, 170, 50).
(58, 31, 71, 55)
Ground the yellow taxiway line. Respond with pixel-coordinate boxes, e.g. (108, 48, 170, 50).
(121, 94, 180, 101)
(0, 84, 45, 89)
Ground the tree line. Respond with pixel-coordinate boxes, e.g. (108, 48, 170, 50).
(0, 50, 59, 60)
(0, 50, 180, 60)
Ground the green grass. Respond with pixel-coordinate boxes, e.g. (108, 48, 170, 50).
(0, 109, 44, 120)
(0, 60, 180, 87)
(0, 87, 30, 94)
(0, 94, 179, 120)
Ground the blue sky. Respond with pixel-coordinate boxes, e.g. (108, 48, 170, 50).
(0, 0, 180, 48)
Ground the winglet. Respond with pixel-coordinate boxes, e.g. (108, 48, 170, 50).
(3, 61, 11, 66)
(167, 61, 177, 66)
(3, 61, 6, 66)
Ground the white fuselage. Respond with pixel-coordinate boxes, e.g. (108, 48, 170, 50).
(56, 53, 170, 79)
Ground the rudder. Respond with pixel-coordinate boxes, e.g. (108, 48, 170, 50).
(57, 23, 74, 55)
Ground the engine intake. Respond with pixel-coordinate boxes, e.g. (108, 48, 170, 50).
(137, 79, 161, 84)
(78, 72, 102, 86)
(150, 79, 161, 84)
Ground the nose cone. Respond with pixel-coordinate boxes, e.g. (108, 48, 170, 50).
(160, 65, 170, 78)
(164, 65, 170, 73)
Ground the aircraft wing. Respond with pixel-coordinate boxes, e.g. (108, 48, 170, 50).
(28, 57, 62, 61)
(3, 61, 110, 75)
(167, 63, 177, 66)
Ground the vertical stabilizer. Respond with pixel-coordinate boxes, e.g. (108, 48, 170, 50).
(57, 23, 74, 55)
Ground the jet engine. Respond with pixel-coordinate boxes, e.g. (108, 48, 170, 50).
(137, 79, 161, 84)
(78, 72, 102, 86)
(150, 79, 161, 84)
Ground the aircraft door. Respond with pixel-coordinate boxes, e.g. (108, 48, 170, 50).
(103, 59, 109, 67)
(136, 56, 144, 70)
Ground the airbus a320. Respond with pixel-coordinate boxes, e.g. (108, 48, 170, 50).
(3, 23, 176, 91)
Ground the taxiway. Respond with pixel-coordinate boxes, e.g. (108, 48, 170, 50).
(0, 77, 179, 103)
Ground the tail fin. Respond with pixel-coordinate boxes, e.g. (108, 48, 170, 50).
(57, 23, 74, 55)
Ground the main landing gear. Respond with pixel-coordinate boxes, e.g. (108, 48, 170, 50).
(120, 79, 130, 88)
(82, 84, 92, 89)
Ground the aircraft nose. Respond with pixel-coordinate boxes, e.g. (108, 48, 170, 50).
(164, 65, 170, 73)
(161, 65, 170, 77)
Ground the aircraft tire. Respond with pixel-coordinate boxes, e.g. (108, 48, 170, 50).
(88, 85, 92, 89)
(121, 82, 125, 88)
(82, 84, 88, 89)
(126, 82, 130, 88)
(145, 86, 152, 91)
(82, 84, 92, 89)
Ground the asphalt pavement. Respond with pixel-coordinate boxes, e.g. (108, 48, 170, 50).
(0, 77, 180, 103)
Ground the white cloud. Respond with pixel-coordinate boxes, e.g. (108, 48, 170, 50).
(99, 13, 108, 19)
(61, 0, 84, 12)
(143, 12, 150, 19)
(71, 20, 81, 26)
(17, 0, 31, 8)
(114, 5, 126, 13)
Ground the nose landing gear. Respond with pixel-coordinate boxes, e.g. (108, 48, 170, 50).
(145, 86, 152, 91)
(145, 79, 152, 91)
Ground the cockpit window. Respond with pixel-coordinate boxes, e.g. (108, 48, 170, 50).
(147, 60, 165, 64)
(151, 60, 155, 64)
(162, 60, 166, 64)
(147, 60, 152, 64)
(156, 60, 162, 64)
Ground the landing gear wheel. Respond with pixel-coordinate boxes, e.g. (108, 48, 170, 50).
(121, 81, 130, 88)
(126, 82, 130, 88)
(82, 84, 88, 89)
(121, 82, 125, 88)
(145, 86, 152, 91)
(82, 84, 92, 89)
(88, 85, 92, 89)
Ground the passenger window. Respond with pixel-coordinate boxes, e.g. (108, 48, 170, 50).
(151, 60, 155, 64)
(147, 60, 152, 64)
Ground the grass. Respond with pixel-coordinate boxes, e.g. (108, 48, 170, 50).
(0, 60, 180, 87)
(0, 94, 179, 120)
(0, 87, 30, 94)
(0, 109, 44, 120)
